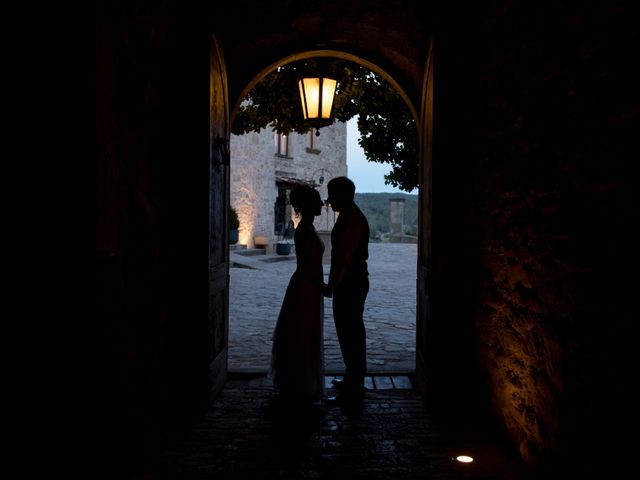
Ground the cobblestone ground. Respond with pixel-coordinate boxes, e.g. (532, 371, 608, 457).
(154, 377, 535, 480)
(229, 243, 417, 373)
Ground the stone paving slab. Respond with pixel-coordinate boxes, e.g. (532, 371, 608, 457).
(229, 243, 418, 373)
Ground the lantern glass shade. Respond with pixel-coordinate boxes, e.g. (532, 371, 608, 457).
(298, 77, 337, 128)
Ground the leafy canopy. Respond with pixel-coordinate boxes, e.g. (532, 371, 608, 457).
(232, 60, 418, 192)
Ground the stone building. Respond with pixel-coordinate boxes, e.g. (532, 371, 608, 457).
(230, 123, 347, 250)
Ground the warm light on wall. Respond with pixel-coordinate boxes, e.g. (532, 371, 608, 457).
(237, 205, 256, 247)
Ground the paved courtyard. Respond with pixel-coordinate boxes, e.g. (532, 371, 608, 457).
(229, 242, 417, 373)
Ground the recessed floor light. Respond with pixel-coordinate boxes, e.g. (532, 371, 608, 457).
(455, 455, 474, 463)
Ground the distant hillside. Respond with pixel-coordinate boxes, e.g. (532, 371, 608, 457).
(355, 192, 418, 239)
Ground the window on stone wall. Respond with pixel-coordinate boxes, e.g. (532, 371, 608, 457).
(306, 130, 321, 154)
(276, 134, 289, 157)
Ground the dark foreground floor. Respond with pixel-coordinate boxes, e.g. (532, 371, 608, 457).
(133, 374, 535, 480)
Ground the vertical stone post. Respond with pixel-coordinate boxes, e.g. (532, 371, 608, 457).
(389, 198, 405, 242)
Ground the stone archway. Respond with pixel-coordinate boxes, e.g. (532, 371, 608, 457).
(230, 50, 419, 127)
(222, 49, 432, 384)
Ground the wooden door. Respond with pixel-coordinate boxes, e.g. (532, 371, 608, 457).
(415, 38, 434, 395)
(208, 35, 230, 400)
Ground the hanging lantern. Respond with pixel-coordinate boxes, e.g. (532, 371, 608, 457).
(298, 75, 337, 132)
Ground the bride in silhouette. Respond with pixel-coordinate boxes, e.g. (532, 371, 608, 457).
(271, 185, 326, 407)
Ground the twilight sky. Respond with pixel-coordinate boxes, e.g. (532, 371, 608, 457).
(345, 118, 415, 194)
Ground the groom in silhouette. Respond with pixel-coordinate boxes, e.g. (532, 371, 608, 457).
(324, 176, 369, 402)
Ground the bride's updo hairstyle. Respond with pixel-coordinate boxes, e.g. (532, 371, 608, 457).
(289, 185, 318, 216)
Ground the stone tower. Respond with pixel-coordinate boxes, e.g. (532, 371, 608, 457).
(389, 197, 406, 242)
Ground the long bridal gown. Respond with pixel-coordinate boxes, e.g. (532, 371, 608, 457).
(271, 220, 325, 403)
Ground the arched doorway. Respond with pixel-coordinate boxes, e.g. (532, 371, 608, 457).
(216, 49, 433, 393)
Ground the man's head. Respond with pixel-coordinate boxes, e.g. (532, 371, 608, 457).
(326, 176, 356, 212)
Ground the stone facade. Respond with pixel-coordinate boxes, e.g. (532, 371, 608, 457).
(230, 122, 347, 250)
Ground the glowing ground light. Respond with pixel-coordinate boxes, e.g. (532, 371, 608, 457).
(455, 455, 474, 463)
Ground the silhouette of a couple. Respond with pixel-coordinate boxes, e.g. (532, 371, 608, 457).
(271, 177, 369, 411)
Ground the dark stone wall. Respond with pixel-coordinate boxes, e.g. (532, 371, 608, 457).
(96, 1, 211, 474)
(431, 0, 638, 475)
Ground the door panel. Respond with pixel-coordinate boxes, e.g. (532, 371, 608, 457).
(208, 35, 230, 400)
(415, 38, 434, 395)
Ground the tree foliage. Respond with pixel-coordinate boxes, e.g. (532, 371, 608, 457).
(232, 60, 419, 192)
(229, 205, 240, 229)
